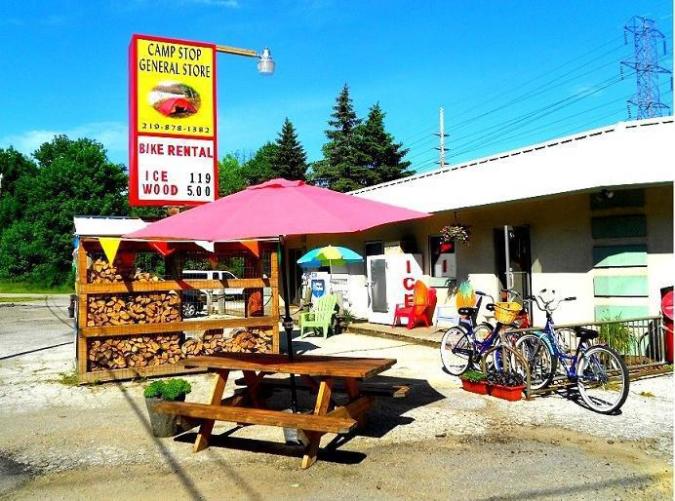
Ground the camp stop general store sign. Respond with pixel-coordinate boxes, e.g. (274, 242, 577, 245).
(129, 34, 218, 206)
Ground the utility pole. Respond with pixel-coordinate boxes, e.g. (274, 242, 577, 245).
(435, 106, 448, 169)
(621, 16, 672, 119)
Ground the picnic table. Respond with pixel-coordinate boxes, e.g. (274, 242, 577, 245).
(155, 352, 399, 469)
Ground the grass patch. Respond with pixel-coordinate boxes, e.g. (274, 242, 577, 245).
(57, 370, 80, 386)
(0, 296, 44, 303)
(0, 281, 73, 294)
(639, 391, 655, 398)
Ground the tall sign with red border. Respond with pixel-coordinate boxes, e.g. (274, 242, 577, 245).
(129, 34, 218, 206)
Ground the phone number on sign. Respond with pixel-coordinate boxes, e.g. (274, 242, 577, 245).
(140, 122, 211, 134)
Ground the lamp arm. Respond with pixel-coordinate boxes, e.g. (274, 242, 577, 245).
(215, 45, 258, 58)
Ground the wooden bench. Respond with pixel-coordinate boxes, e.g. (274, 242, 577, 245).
(155, 401, 357, 434)
(232, 375, 411, 399)
(154, 353, 397, 469)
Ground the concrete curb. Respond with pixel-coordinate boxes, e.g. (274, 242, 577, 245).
(346, 325, 441, 348)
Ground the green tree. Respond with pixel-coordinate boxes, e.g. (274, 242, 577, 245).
(355, 103, 412, 184)
(311, 84, 368, 192)
(0, 147, 37, 196)
(0, 148, 38, 230)
(0, 135, 127, 285)
(271, 118, 307, 180)
(218, 153, 246, 196)
(241, 142, 278, 185)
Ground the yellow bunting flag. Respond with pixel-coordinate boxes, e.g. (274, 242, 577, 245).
(99, 238, 122, 264)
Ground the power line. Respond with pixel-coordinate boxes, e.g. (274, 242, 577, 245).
(445, 79, 671, 163)
(446, 45, 631, 135)
(447, 71, 635, 156)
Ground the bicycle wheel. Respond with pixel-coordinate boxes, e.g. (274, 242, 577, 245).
(515, 334, 557, 391)
(576, 345, 629, 414)
(474, 322, 493, 342)
(440, 326, 473, 376)
(480, 344, 531, 391)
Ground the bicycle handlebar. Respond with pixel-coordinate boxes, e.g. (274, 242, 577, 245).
(527, 289, 576, 313)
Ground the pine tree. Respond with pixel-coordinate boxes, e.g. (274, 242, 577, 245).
(241, 142, 278, 185)
(356, 103, 412, 184)
(311, 84, 366, 192)
(271, 118, 307, 180)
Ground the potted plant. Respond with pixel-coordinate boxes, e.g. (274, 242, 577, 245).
(144, 378, 192, 437)
(486, 370, 526, 401)
(460, 369, 489, 394)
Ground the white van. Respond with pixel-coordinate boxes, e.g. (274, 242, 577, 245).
(182, 270, 244, 297)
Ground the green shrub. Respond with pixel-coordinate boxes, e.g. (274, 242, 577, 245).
(599, 317, 635, 355)
(143, 378, 192, 401)
(460, 369, 486, 383)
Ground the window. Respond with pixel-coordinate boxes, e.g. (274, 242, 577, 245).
(429, 236, 456, 278)
(182, 272, 208, 279)
(365, 241, 384, 257)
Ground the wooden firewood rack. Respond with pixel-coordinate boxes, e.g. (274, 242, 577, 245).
(75, 237, 280, 383)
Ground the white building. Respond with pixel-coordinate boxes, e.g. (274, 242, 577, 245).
(292, 117, 674, 325)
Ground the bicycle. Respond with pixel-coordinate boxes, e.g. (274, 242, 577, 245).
(515, 289, 629, 414)
(440, 290, 525, 376)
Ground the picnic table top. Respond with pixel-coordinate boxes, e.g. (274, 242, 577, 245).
(181, 352, 396, 379)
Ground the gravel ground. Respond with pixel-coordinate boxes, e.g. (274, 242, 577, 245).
(0, 299, 672, 500)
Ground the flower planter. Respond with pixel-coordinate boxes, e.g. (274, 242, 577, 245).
(461, 379, 489, 395)
(145, 395, 187, 437)
(489, 384, 525, 402)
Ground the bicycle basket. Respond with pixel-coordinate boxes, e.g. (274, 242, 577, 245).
(493, 302, 522, 324)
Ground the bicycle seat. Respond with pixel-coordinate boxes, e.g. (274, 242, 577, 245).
(458, 307, 477, 316)
(574, 327, 599, 340)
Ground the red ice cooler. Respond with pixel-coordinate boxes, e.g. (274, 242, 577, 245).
(661, 287, 673, 364)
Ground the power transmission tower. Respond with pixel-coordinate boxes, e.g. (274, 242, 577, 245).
(435, 107, 448, 169)
(621, 16, 672, 119)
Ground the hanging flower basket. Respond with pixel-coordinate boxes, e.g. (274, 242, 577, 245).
(441, 224, 471, 244)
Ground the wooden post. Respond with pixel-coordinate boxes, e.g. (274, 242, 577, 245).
(301, 378, 333, 469)
(270, 250, 281, 353)
(194, 369, 229, 452)
(77, 242, 89, 381)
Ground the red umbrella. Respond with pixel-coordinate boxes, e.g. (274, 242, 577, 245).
(126, 178, 430, 408)
(126, 178, 428, 241)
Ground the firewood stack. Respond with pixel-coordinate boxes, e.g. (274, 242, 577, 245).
(88, 334, 183, 371)
(86, 293, 181, 327)
(88, 258, 164, 284)
(181, 329, 272, 356)
(225, 329, 272, 353)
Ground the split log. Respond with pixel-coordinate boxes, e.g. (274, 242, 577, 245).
(88, 333, 184, 371)
(87, 292, 181, 326)
(88, 258, 162, 284)
(181, 328, 273, 356)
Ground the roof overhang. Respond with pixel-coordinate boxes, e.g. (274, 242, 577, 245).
(353, 117, 674, 213)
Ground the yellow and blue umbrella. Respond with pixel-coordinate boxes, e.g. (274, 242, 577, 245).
(297, 245, 363, 269)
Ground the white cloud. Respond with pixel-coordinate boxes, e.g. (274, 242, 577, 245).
(0, 122, 128, 157)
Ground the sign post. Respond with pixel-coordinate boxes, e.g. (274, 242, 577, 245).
(129, 34, 218, 206)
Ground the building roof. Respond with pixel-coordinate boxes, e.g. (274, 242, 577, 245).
(73, 216, 148, 237)
(352, 117, 675, 213)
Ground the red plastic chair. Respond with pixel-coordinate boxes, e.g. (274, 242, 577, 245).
(393, 281, 438, 329)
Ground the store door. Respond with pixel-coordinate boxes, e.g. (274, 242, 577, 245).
(367, 256, 388, 314)
(494, 225, 532, 300)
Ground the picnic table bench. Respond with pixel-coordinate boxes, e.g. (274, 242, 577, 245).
(155, 352, 399, 469)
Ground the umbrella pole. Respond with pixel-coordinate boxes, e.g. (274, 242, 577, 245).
(278, 237, 298, 412)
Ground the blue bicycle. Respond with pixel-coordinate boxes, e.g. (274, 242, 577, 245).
(440, 290, 524, 376)
(515, 290, 629, 414)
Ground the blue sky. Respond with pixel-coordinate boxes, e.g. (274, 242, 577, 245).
(0, 0, 672, 173)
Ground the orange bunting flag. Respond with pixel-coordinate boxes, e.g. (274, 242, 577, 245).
(240, 240, 260, 257)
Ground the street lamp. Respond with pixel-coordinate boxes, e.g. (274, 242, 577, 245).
(215, 44, 275, 75)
